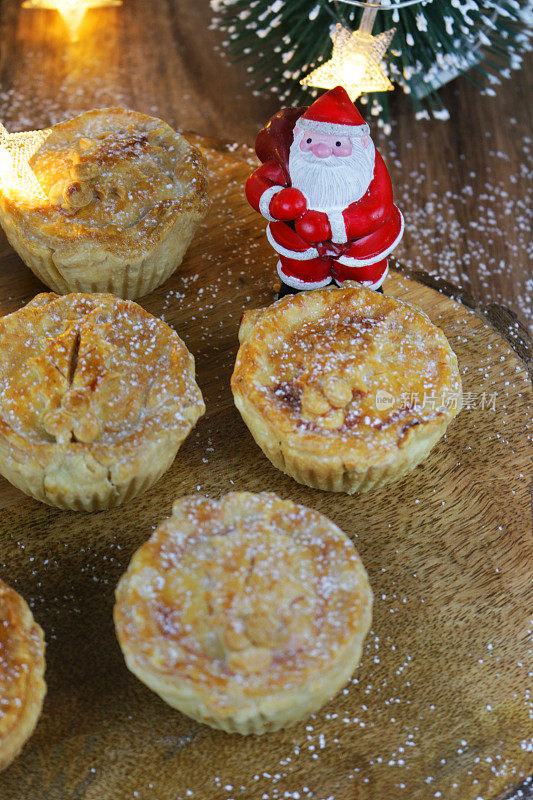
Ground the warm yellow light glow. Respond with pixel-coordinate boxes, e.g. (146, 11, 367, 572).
(0, 123, 51, 204)
(341, 51, 368, 86)
(301, 23, 396, 101)
(22, 0, 122, 41)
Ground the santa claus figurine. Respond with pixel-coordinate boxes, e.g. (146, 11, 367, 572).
(246, 85, 403, 294)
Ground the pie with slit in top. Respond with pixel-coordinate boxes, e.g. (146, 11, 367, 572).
(0, 579, 46, 772)
(114, 491, 372, 734)
(0, 108, 208, 299)
(231, 282, 462, 493)
(0, 292, 205, 511)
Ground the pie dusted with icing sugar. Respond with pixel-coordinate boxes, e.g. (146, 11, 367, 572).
(0, 579, 46, 772)
(114, 492, 372, 734)
(0, 292, 205, 511)
(0, 108, 208, 299)
(231, 282, 462, 493)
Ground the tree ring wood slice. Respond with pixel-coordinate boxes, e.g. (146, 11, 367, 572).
(0, 139, 530, 800)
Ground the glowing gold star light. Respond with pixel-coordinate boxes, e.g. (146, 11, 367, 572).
(0, 123, 51, 204)
(301, 9, 396, 101)
(22, 0, 122, 42)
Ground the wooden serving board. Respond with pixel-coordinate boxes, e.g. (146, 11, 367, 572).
(0, 139, 531, 800)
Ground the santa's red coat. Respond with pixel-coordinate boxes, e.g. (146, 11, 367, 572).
(245, 107, 403, 289)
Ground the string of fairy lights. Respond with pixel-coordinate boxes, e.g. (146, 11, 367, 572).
(0, 0, 530, 198)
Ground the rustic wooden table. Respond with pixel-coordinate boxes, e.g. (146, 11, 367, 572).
(0, 0, 531, 330)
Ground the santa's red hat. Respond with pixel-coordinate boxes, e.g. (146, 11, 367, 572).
(297, 86, 370, 138)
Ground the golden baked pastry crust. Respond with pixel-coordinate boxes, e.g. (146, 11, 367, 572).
(0, 292, 205, 510)
(114, 492, 372, 734)
(231, 283, 462, 493)
(0, 108, 208, 298)
(0, 579, 46, 772)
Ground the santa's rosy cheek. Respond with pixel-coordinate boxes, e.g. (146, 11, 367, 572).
(334, 141, 353, 157)
(361, 135, 370, 149)
(300, 139, 313, 152)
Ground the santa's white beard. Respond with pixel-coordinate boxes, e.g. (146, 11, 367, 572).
(288, 133, 375, 211)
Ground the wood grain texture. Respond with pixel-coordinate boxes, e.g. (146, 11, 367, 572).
(0, 141, 531, 800)
(0, 0, 531, 330)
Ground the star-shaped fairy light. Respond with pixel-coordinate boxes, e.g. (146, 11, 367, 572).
(0, 123, 50, 204)
(22, 0, 122, 42)
(301, 19, 396, 101)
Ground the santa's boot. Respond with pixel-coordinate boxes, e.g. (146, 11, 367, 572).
(276, 256, 332, 298)
(332, 257, 388, 293)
